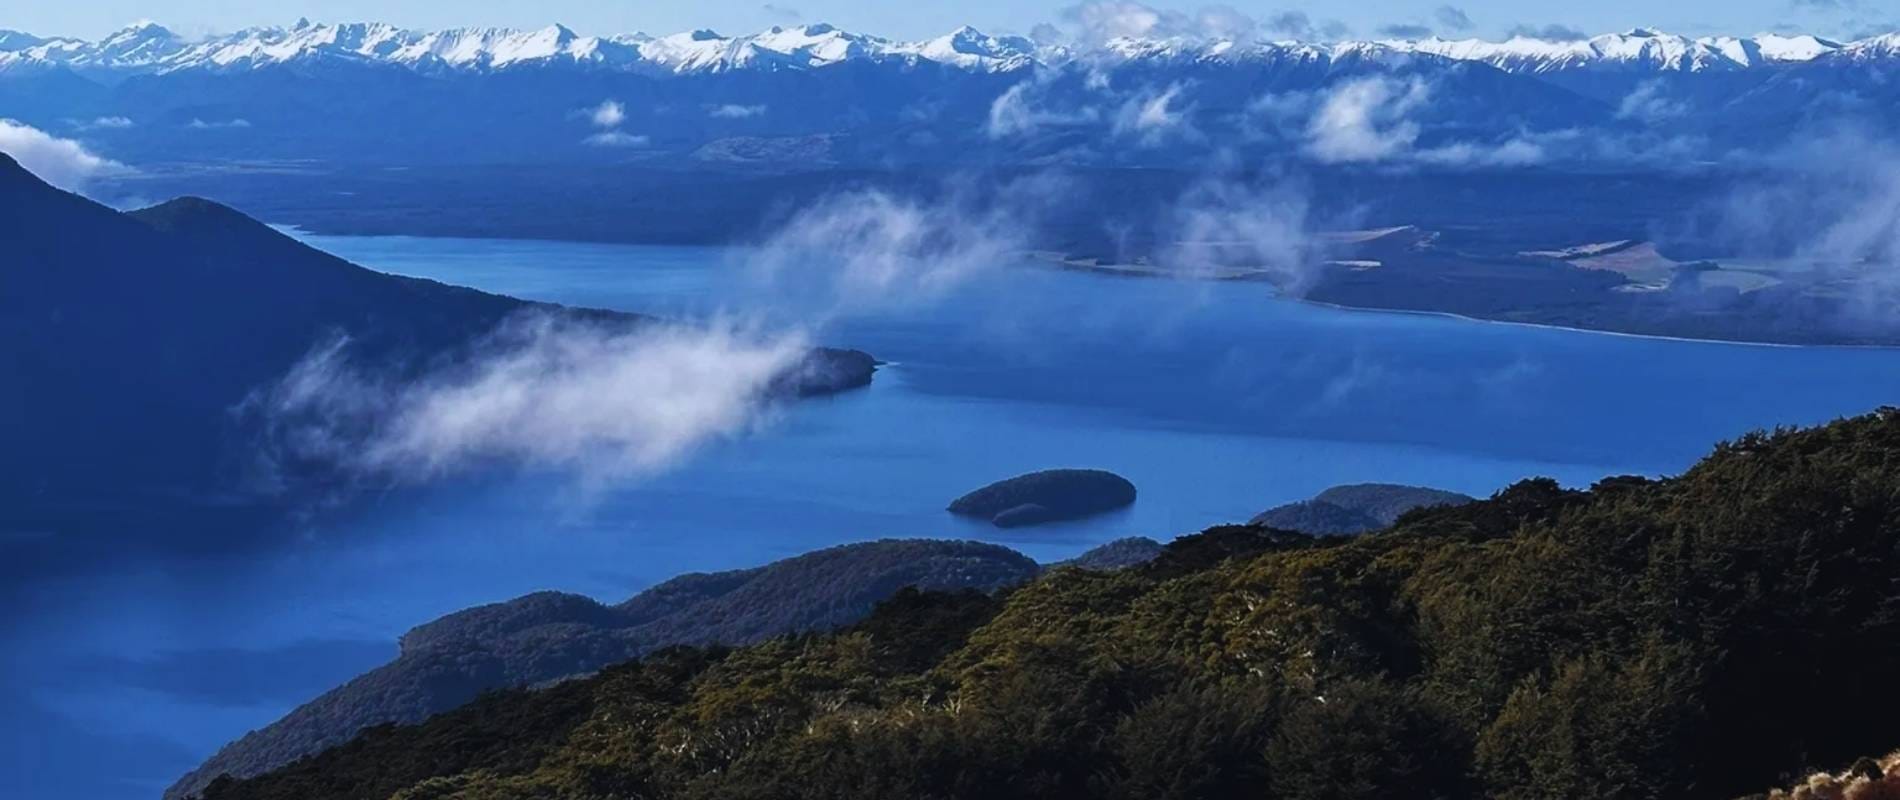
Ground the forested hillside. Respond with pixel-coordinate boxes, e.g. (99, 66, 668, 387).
(201, 408, 1900, 800)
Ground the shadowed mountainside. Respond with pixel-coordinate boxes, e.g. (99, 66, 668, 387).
(0, 153, 873, 573)
(198, 408, 1900, 800)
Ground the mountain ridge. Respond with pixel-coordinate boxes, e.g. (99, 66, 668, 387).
(3, 20, 1894, 78)
(190, 408, 1900, 800)
(164, 538, 1041, 800)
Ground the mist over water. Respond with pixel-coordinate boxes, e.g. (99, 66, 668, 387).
(12, 234, 1900, 798)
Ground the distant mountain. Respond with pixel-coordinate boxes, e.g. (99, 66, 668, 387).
(0, 152, 872, 572)
(0, 29, 46, 52)
(1251, 483, 1475, 535)
(1, 20, 1884, 78)
(0, 20, 1043, 77)
(1061, 537, 1165, 570)
(4, 20, 1896, 169)
(167, 538, 1040, 800)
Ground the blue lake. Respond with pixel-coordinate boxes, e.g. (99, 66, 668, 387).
(10, 234, 1900, 799)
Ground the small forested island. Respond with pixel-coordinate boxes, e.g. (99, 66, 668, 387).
(947, 469, 1137, 527)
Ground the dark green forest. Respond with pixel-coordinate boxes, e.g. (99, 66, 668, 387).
(202, 409, 1900, 800)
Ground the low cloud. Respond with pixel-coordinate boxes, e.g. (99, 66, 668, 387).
(1112, 83, 1195, 145)
(1690, 128, 1900, 324)
(246, 178, 1070, 494)
(1161, 177, 1321, 291)
(1435, 6, 1474, 32)
(1616, 80, 1688, 123)
(76, 116, 134, 130)
(761, 3, 802, 22)
(1305, 76, 1429, 163)
(710, 104, 767, 119)
(1261, 11, 1351, 40)
(1416, 138, 1547, 167)
(588, 100, 626, 129)
(242, 314, 809, 489)
(746, 177, 1061, 316)
(1275, 77, 1551, 168)
(1056, 1, 1266, 45)
(580, 100, 647, 147)
(584, 131, 649, 147)
(0, 118, 125, 192)
(1506, 23, 1589, 41)
(987, 75, 1101, 138)
(1377, 24, 1435, 39)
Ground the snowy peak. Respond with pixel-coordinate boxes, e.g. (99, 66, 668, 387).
(0, 29, 47, 52)
(0, 20, 1892, 77)
(1392, 28, 1845, 73)
(1839, 33, 1900, 61)
(915, 26, 1039, 70)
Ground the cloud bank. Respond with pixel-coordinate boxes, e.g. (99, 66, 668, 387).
(244, 314, 810, 488)
(0, 119, 124, 193)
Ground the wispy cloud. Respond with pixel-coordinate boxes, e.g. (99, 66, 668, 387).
(1304, 76, 1429, 163)
(187, 118, 251, 129)
(1269, 77, 1550, 168)
(1616, 80, 1688, 123)
(1263, 10, 1352, 40)
(1056, 1, 1267, 45)
(1112, 83, 1196, 145)
(987, 75, 1101, 138)
(1161, 177, 1321, 291)
(580, 99, 648, 147)
(245, 178, 1070, 494)
(584, 131, 650, 147)
(710, 104, 767, 119)
(1689, 128, 1900, 326)
(242, 314, 810, 489)
(1506, 23, 1588, 40)
(0, 118, 126, 192)
(587, 99, 626, 129)
(1377, 23, 1434, 39)
(1435, 6, 1475, 32)
(745, 177, 1061, 317)
(75, 116, 134, 130)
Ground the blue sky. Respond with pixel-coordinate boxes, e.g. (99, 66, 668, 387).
(10, 0, 1897, 42)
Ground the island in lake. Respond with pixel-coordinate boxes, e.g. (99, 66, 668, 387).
(948, 469, 1137, 528)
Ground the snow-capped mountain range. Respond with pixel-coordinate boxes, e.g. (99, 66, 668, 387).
(5, 18, 1900, 172)
(0, 20, 1045, 76)
(2, 19, 1895, 78)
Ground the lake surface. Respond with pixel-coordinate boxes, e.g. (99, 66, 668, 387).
(11, 234, 1900, 799)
